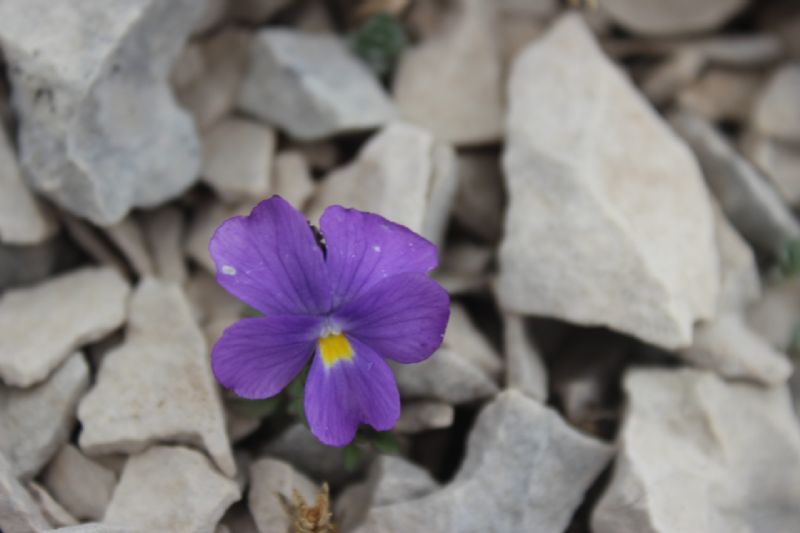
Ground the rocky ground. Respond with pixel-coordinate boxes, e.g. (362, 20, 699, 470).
(1, 0, 800, 532)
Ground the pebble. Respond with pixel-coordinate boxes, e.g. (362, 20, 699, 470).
(103, 217, 155, 277)
(503, 313, 548, 402)
(599, 0, 749, 35)
(394, 401, 455, 434)
(248, 457, 318, 533)
(273, 151, 316, 210)
(0, 452, 49, 533)
(140, 206, 188, 285)
(27, 481, 78, 528)
(43, 444, 117, 522)
(752, 64, 800, 144)
(745, 135, 800, 207)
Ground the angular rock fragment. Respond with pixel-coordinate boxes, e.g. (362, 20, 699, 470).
(27, 481, 78, 528)
(237, 29, 394, 140)
(103, 217, 155, 277)
(104, 446, 239, 533)
(0, 267, 129, 387)
(0, 0, 205, 225)
(141, 206, 188, 284)
(273, 151, 316, 209)
(747, 278, 800, 352)
(394, 401, 454, 433)
(752, 64, 800, 144)
(593, 368, 800, 533)
(600, 0, 749, 36)
(186, 198, 249, 273)
(0, 238, 61, 290)
(503, 313, 548, 402)
(393, 0, 503, 145)
(0, 452, 49, 533)
(307, 123, 457, 246)
(745, 135, 800, 207)
(43, 444, 117, 522)
(248, 458, 317, 533)
(445, 304, 502, 378)
(677, 69, 762, 123)
(78, 280, 235, 477)
(0, 354, 89, 479)
(357, 391, 612, 533)
(497, 15, 719, 349)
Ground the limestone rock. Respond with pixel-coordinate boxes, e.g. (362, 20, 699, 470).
(27, 481, 78, 528)
(433, 242, 492, 295)
(104, 446, 240, 533)
(677, 68, 763, 123)
(248, 458, 317, 533)
(273, 151, 315, 209)
(745, 135, 800, 207)
(186, 271, 244, 325)
(186, 198, 250, 273)
(43, 444, 117, 521)
(752, 64, 800, 144)
(237, 29, 394, 140)
(503, 313, 548, 402)
(0, 124, 54, 244)
(0, 354, 89, 479)
(0, 267, 129, 387)
(600, 0, 749, 36)
(593, 368, 800, 533)
(393, 0, 503, 145)
(0, 452, 49, 533)
(202, 117, 276, 203)
(497, 15, 719, 349)
(307, 123, 457, 246)
(103, 217, 155, 277)
(78, 280, 235, 477)
(394, 401, 454, 433)
(0, 238, 61, 291)
(445, 304, 502, 378)
(0, 0, 205, 225)
(357, 391, 612, 533)
(747, 278, 800, 352)
(141, 206, 188, 285)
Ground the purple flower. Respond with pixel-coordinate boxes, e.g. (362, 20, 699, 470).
(209, 196, 450, 446)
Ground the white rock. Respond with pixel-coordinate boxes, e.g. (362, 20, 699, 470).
(51, 525, 135, 533)
(264, 424, 359, 486)
(0, 452, 49, 533)
(171, 42, 206, 91)
(61, 215, 129, 276)
(104, 446, 240, 533)
(237, 29, 394, 140)
(103, 217, 155, 277)
(600, 0, 749, 36)
(592, 368, 800, 533)
(745, 135, 800, 207)
(393, 0, 503, 145)
(248, 458, 317, 533)
(641, 50, 705, 106)
(43, 444, 116, 522)
(357, 391, 612, 533)
(752, 65, 800, 144)
(307, 122, 457, 246)
(186, 271, 244, 325)
(445, 304, 502, 378)
(452, 152, 504, 242)
(141, 206, 188, 284)
(0, 354, 89, 479)
(0, 267, 128, 387)
(0, 0, 205, 225)
(434, 242, 492, 295)
(27, 481, 78, 528)
(78, 280, 235, 477)
(394, 401, 454, 433)
(0, 124, 54, 245)
(273, 151, 316, 209)
(677, 68, 762, 123)
(202, 118, 276, 203)
(186, 198, 250, 273)
(747, 278, 800, 352)
(497, 15, 719, 349)
(503, 313, 547, 402)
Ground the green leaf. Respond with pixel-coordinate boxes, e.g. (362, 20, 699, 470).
(228, 396, 282, 419)
(343, 443, 364, 471)
(779, 239, 800, 277)
(347, 12, 408, 78)
(371, 431, 400, 455)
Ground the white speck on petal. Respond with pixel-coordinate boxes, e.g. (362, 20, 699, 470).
(373, 245, 381, 252)
(221, 265, 237, 276)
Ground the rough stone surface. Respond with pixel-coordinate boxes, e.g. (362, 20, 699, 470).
(394, 401, 455, 433)
(0, 239, 61, 291)
(600, 0, 749, 36)
(104, 217, 155, 277)
(104, 446, 240, 533)
(356, 391, 612, 533)
(671, 111, 800, 254)
(202, 117, 276, 203)
(0, 125, 54, 245)
(43, 444, 117, 522)
(393, 0, 503, 145)
(746, 135, 800, 207)
(445, 304, 502, 378)
(503, 313, 548, 402)
(497, 15, 719, 349)
(0, 354, 89, 480)
(677, 68, 762, 123)
(273, 150, 315, 209)
(307, 122, 457, 246)
(0, 452, 49, 533)
(248, 458, 317, 533)
(27, 481, 78, 528)
(0, 266, 129, 387)
(433, 242, 493, 295)
(186, 270, 244, 325)
(186, 199, 249, 273)
(237, 29, 394, 140)
(593, 368, 800, 533)
(141, 206, 187, 284)
(78, 280, 235, 477)
(747, 278, 800, 352)
(752, 64, 800, 144)
(0, 0, 205, 225)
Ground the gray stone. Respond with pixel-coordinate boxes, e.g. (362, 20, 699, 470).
(394, 401, 454, 433)
(103, 217, 155, 277)
(593, 368, 800, 533)
(229, 0, 293, 24)
(498, 15, 718, 350)
(452, 152, 504, 242)
(202, 117, 276, 203)
(753, 64, 800, 144)
(237, 29, 394, 140)
(60, 215, 129, 277)
(248, 458, 317, 533)
(264, 424, 359, 486)
(641, 50, 705, 106)
(273, 151, 315, 209)
(0, 452, 49, 533)
(104, 446, 240, 533)
(0, 267, 129, 387)
(357, 391, 612, 533)
(600, 0, 749, 36)
(747, 278, 800, 352)
(503, 313, 547, 402)
(677, 68, 763, 123)
(445, 304, 502, 378)
(78, 280, 235, 478)
(307, 122, 457, 246)
(185, 271, 244, 325)
(0, 0, 205, 225)
(670, 111, 800, 254)
(745, 135, 800, 207)
(27, 481, 78, 528)
(141, 206, 188, 285)
(43, 444, 117, 522)
(186, 198, 250, 273)
(0, 124, 54, 245)
(0, 239, 61, 290)
(0, 354, 89, 480)
(393, 0, 503, 145)
(433, 242, 492, 295)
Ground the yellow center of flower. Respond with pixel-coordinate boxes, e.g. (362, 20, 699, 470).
(319, 333, 354, 368)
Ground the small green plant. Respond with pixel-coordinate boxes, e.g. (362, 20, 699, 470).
(347, 12, 408, 79)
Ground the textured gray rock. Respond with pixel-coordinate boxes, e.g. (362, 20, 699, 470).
(0, 239, 61, 291)
(678, 68, 763, 123)
(747, 278, 800, 352)
(503, 313, 548, 402)
(0, 0, 205, 225)
(273, 151, 315, 209)
(186, 199, 249, 273)
(671, 111, 800, 255)
(593, 368, 800, 533)
(0, 354, 89, 480)
(357, 391, 612, 533)
(445, 304, 502, 378)
(103, 217, 155, 277)
(600, 0, 749, 36)
(27, 481, 78, 528)
(394, 401, 454, 433)
(141, 206, 188, 284)
(0, 125, 54, 245)
(0, 267, 129, 387)
(248, 458, 317, 533)
(0, 452, 49, 533)
(497, 15, 718, 349)
(237, 29, 394, 140)
(752, 65, 800, 144)
(745, 135, 800, 207)
(393, 0, 503, 145)
(307, 122, 457, 246)
(43, 444, 117, 521)
(104, 446, 239, 533)
(78, 280, 235, 477)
